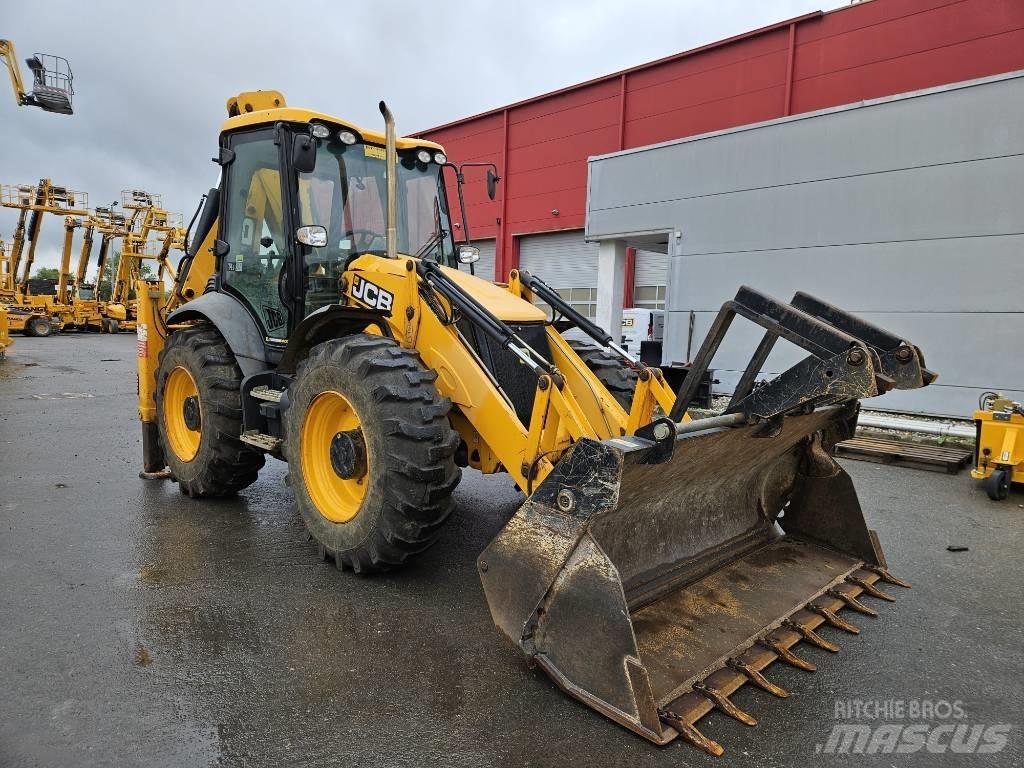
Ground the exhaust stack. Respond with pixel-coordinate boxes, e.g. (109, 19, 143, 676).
(379, 101, 398, 261)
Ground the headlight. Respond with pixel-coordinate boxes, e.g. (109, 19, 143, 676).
(311, 123, 330, 139)
(416, 149, 432, 164)
(338, 130, 357, 145)
(433, 152, 447, 165)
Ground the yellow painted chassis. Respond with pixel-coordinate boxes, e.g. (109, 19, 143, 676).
(138, 254, 678, 494)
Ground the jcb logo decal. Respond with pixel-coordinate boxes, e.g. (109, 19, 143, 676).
(351, 275, 394, 313)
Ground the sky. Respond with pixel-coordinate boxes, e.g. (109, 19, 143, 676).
(2, 0, 828, 270)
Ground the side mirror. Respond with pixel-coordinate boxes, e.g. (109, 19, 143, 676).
(292, 134, 317, 174)
(296, 225, 327, 247)
(457, 245, 480, 265)
(486, 169, 500, 200)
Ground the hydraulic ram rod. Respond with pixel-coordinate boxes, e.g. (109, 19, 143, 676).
(519, 270, 638, 364)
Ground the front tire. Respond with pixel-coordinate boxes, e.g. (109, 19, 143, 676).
(568, 340, 637, 409)
(155, 326, 264, 497)
(26, 316, 52, 337)
(283, 334, 460, 573)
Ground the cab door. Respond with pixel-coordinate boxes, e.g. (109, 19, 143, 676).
(219, 129, 292, 342)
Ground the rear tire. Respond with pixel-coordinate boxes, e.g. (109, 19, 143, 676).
(283, 334, 461, 573)
(26, 316, 52, 337)
(155, 326, 264, 497)
(568, 340, 637, 409)
(985, 468, 1010, 501)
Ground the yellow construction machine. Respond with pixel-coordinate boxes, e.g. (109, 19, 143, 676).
(136, 91, 936, 754)
(972, 393, 1023, 501)
(0, 38, 74, 115)
(0, 303, 11, 358)
(100, 191, 185, 332)
(1, 179, 90, 336)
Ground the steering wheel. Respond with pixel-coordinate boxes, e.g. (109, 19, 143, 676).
(348, 228, 383, 251)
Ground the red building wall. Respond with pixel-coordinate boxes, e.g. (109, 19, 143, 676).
(417, 0, 1024, 280)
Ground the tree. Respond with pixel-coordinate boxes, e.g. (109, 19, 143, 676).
(98, 251, 154, 301)
(32, 267, 72, 281)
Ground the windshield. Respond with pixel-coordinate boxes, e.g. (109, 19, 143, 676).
(298, 138, 455, 315)
(77, 284, 95, 300)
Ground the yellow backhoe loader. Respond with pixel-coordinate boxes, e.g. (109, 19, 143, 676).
(0, 38, 74, 115)
(136, 91, 935, 754)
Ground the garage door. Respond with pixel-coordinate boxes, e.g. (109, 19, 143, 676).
(518, 230, 599, 318)
(469, 238, 496, 281)
(633, 248, 668, 309)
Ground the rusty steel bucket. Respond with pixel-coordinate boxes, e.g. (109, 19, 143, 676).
(478, 288, 929, 754)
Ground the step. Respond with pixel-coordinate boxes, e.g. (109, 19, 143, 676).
(250, 385, 284, 403)
(240, 430, 283, 453)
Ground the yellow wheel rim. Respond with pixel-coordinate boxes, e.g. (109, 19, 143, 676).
(163, 366, 202, 462)
(301, 390, 369, 523)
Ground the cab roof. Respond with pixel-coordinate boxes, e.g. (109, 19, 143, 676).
(222, 90, 443, 151)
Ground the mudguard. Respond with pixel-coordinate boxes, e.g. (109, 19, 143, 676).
(167, 291, 269, 377)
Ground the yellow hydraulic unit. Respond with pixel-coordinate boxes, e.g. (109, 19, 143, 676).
(972, 393, 1024, 500)
(134, 90, 936, 755)
(0, 38, 74, 114)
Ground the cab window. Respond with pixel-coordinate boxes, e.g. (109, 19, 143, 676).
(222, 132, 289, 337)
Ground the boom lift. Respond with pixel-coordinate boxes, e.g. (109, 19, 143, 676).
(0, 39, 74, 114)
(0, 179, 89, 336)
(104, 192, 185, 331)
(136, 91, 935, 754)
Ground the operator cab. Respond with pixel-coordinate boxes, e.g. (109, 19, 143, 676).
(210, 104, 493, 346)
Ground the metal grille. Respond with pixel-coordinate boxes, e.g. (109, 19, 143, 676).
(459, 320, 550, 426)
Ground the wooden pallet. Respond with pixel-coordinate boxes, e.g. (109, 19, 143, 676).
(836, 436, 973, 474)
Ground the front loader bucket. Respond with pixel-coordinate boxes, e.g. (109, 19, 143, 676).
(479, 288, 926, 753)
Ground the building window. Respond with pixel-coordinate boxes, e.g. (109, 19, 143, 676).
(633, 285, 666, 310)
(547, 287, 597, 318)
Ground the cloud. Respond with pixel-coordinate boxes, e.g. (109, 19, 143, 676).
(2, 0, 823, 270)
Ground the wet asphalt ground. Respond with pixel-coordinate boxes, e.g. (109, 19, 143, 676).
(0, 334, 1021, 768)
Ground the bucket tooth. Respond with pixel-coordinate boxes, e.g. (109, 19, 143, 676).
(726, 658, 789, 698)
(828, 587, 879, 617)
(783, 618, 839, 652)
(693, 681, 757, 726)
(863, 565, 912, 588)
(759, 638, 816, 672)
(658, 708, 724, 757)
(808, 602, 860, 634)
(847, 575, 896, 602)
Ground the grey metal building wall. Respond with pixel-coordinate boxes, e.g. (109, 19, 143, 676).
(585, 72, 1024, 417)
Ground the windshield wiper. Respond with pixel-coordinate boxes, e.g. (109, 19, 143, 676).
(414, 230, 447, 260)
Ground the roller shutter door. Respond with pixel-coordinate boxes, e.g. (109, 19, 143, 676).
(633, 248, 668, 309)
(468, 238, 496, 281)
(518, 230, 599, 318)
